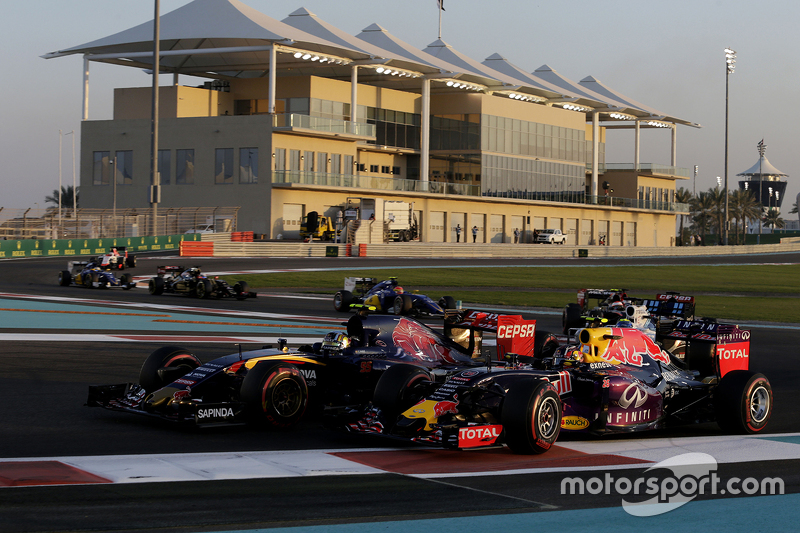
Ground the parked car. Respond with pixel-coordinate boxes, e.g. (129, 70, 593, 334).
(536, 228, 567, 244)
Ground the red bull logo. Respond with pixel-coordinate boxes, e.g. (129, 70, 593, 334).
(433, 394, 460, 418)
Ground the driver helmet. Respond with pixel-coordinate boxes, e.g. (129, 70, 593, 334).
(616, 319, 634, 328)
(393, 286, 404, 294)
(321, 332, 351, 355)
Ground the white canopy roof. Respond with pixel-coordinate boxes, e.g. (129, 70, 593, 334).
(737, 155, 788, 177)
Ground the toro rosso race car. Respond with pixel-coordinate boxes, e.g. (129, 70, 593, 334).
(58, 260, 135, 289)
(147, 266, 257, 299)
(347, 314, 772, 454)
(334, 277, 456, 316)
(86, 308, 556, 429)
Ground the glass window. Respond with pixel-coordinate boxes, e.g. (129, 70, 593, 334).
(215, 148, 234, 184)
(274, 148, 286, 171)
(114, 150, 133, 185)
(344, 155, 354, 175)
(176, 149, 195, 184)
(92, 151, 110, 186)
(157, 149, 171, 185)
(304, 151, 314, 172)
(289, 149, 301, 171)
(331, 153, 341, 174)
(239, 148, 258, 184)
(317, 152, 328, 173)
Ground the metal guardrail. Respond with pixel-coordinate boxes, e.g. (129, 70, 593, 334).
(0, 207, 240, 240)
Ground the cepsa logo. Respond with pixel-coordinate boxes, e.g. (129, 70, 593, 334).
(497, 322, 535, 338)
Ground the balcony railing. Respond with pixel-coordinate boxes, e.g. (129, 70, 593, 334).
(272, 114, 376, 137)
(272, 171, 686, 212)
(587, 163, 691, 178)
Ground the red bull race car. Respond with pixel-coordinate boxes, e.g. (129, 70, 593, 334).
(87, 308, 548, 429)
(347, 314, 772, 454)
(333, 277, 456, 316)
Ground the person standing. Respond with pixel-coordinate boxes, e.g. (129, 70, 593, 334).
(472, 225, 478, 243)
(455, 224, 462, 242)
(513, 228, 520, 243)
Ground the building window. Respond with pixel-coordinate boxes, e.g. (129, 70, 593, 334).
(239, 148, 258, 184)
(331, 153, 341, 175)
(92, 151, 111, 186)
(289, 150, 301, 172)
(317, 152, 328, 173)
(381, 166, 391, 174)
(114, 150, 133, 185)
(304, 151, 314, 172)
(158, 149, 171, 185)
(392, 166, 401, 175)
(176, 149, 195, 184)
(344, 155, 354, 174)
(370, 164, 379, 173)
(215, 148, 234, 184)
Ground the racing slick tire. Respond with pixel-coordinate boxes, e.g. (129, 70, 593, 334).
(58, 270, 71, 286)
(534, 330, 560, 361)
(195, 278, 213, 299)
(121, 273, 134, 290)
(139, 346, 202, 393)
(393, 294, 413, 315)
(714, 370, 773, 434)
(126, 255, 137, 268)
(439, 296, 457, 310)
(562, 303, 583, 334)
(501, 379, 562, 454)
(372, 364, 433, 423)
(333, 290, 354, 312)
(148, 277, 165, 295)
(91, 272, 106, 289)
(240, 361, 308, 428)
(234, 281, 250, 300)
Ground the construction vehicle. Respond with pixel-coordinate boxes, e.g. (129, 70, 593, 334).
(300, 211, 340, 241)
(343, 198, 418, 242)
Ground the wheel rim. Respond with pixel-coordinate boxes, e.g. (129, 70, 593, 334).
(393, 298, 402, 315)
(750, 385, 770, 424)
(270, 377, 303, 417)
(536, 396, 559, 439)
(334, 293, 342, 309)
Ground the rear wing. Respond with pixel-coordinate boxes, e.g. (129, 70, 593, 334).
(663, 320, 750, 378)
(642, 293, 695, 319)
(444, 309, 537, 360)
(68, 260, 90, 272)
(577, 288, 628, 308)
(156, 265, 185, 277)
(344, 277, 376, 295)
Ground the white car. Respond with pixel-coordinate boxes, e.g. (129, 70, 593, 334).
(185, 224, 215, 234)
(536, 228, 567, 244)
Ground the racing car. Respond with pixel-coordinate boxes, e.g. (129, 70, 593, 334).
(86, 307, 558, 430)
(348, 315, 772, 454)
(58, 260, 135, 289)
(333, 277, 456, 316)
(95, 247, 137, 270)
(147, 266, 257, 299)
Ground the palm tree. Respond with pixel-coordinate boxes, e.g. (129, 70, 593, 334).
(763, 210, 785, 230)
(729, 188, 761, 244)
(690, 191, 714, 242)
(674, 187, 693, 245)
(45, 186, 79, 209)
(707, 187, 727, 244)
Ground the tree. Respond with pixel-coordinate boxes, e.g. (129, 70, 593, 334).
(707, 187, 727, 244)
(674, 187, 693, 245)
(729, 188, 761, 244)
(690, 191, 714, 242)
(45, 185, 79, 209)
(763, 210, 785, 230)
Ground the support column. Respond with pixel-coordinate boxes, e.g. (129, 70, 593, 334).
(351, 65, 358, 134)
(420, 78, 431, 191)
(671, 125, 677, 166)
(82, 56, 90, 121)
(591, 110, 599, 199)
(268, 45, 276, 114)
(634, 120, 640, 171)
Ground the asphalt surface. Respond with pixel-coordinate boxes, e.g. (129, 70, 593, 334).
(0, 252, 798, 532)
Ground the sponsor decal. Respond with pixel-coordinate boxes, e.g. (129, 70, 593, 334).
(459, 370, 479, 377)
(590, 362, 613, 369)
(656, 294, 694, 303)
(392, 318, 461, 364)
(560, 415, 590, 430)
(618, 382, 648, 409)
(497, 323, 535, 338)
(458, 425, 502, 448)
(173, 390, 190, 400)
(197, 406, 234, 419)
(299, 369, 317, 380)
(608, 408, 653, 425)
(552, 372, 572, 395)
(496, 315, 536, 360)
(173, 378, 196, 386)
(432, 394, 460, 418)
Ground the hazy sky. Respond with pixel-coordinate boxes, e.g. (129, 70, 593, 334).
(3, 0, 798, 212)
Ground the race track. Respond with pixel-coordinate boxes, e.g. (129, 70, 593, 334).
(1, 253, 798, 532)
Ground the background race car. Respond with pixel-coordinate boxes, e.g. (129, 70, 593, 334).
(147, 266, 256, 299)
(354, 316, 771, 454)
(333, 277, 456, 316)
(58, 260, 135, 289)
(95, 247, 137, 270)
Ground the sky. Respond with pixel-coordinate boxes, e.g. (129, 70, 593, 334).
(3, 0, 799, 213)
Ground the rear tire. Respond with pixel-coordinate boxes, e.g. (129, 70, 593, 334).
(562, 303, 583, 334)
(393, 294, 412, 315)
(501, 379, 561, 454)
(121, 273, 133, 290)
(439, 296, 457, 310)
(373, 364, 432, 422)
(148, 277, 165, 295)
(126, 255, 137, 268)
(240, 362, 308, 428)
(139, 346, 202, 393)
(534, 330, 560, 360)
(715, 370, 772, 433)
(58, 270, 71, 286)
(333, 290, 354, 312)
(195, 279, 213, 298)
(234, 281, 250, 300)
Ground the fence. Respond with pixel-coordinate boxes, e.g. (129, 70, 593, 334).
(0, 207, 239, 240)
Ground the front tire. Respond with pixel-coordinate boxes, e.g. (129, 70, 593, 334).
(234, 281, 250, 300)
(139, 346, 202, 393)
(58, 270, 71, 286)
(501, 379, 561, 454)
(393, 294, 412, 315)
(240, 362, 308, 428)
(715, 370, 772, 433)
(148, 277, 165, 295)
(333, 290, 354, 312)
(439, 296, 457, 310)
(562, 303, 583, 334)
(195, 279, 213, 298)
